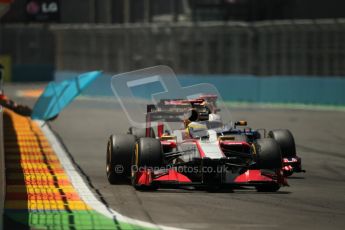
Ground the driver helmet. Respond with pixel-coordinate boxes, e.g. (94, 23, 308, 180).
(209, 113, 221, 122)
(186, 122, 208, 138)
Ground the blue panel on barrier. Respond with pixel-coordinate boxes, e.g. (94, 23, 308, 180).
(259, 77, 345, 105)
(178, 75, 260, 102)
(32, 71, 102, 120)
(54, 71, 345, 106)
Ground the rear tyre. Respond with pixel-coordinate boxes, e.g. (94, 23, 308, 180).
(128, 127, 155, 138)
(106, 134, 136, 184)
(268, 129, 296, 157)
(132, 137, 162, 190)
(253, 138, 282, 169)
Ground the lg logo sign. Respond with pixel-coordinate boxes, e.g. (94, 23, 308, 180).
(26, 0, 59, 21)
(42, 2, 58, 13)
(27, 1, 59, 15)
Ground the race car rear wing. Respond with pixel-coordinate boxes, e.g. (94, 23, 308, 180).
(146, 104, 188, 137)
(147, 111, 187, 122)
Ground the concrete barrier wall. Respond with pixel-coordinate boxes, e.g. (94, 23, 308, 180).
(0, 24, 55, 82)
(51, 21, 345, 76)
(0, 106, 4, 230)
(56, 72, 345, 106)
(3, 20, 345, 81)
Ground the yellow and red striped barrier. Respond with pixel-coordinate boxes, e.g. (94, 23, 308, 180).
(4, 108, 91, 212)
(2, 108, 146, 229)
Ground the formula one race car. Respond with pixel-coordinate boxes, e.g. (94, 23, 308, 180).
(106, 100, 296, 192)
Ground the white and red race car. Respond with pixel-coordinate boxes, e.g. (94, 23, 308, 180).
(106, 99, 303, 192)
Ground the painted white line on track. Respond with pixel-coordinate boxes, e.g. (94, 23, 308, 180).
(37, 120, 183, 230)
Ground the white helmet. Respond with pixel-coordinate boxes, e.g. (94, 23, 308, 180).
(209, 113, 221, 122)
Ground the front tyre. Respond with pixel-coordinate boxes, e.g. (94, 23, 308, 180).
(253, 138, 282, 169)
(252, 139, 282, 192)
(131, 137, 162, 190)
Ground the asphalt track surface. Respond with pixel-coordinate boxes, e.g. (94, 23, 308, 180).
(6, 84, 345, 230)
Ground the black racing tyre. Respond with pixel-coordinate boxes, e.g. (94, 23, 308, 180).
(131, 137, 163, 190)
(135, 137, 163, 169)
(255, 183, 280, 192)
(128, 127, 155, 138)
(268, 129, 296, 157)
(106, 134, 136, 184)
(253, 138, 282, 169)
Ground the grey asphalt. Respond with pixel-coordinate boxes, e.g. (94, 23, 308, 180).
(6, 84, 345, 230)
